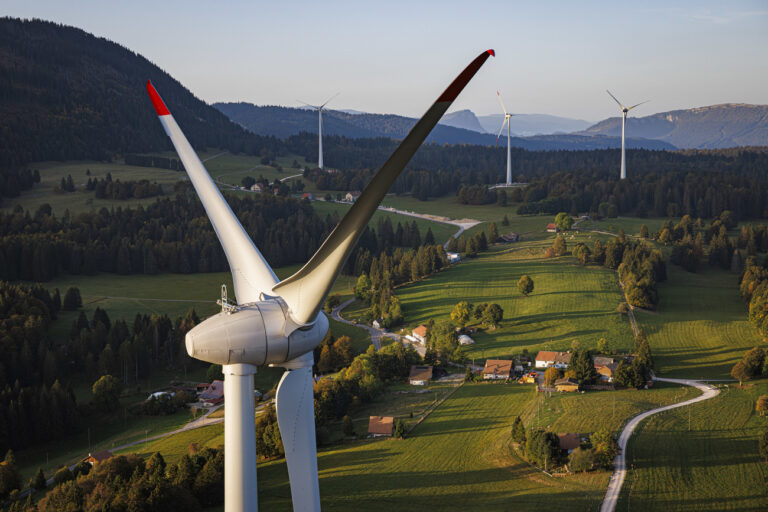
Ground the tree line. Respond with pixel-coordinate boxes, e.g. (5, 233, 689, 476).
(86, 174, 164, 200)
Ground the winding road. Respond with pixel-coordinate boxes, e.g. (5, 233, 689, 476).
(600, 377, 721, 512)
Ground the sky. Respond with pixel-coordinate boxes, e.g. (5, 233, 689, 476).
(4, 0, 768, 121)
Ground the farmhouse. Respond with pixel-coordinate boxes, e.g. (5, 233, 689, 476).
(301, 192, 314, 200)
(458, 334, 475, 345)
(345, 191, 361, 202)
(83, 450, 114, 466)
(409, 365, 433, 386)
(195, 382, 210, 393)
(555, 377, 579, 392)
(499, 233, 520, 243)
(368, 416, 394, 437)
(535, 351, 572, 369)
(445, 252, 461, 263)
(250, 183, 263, 192)
(412, 325, 428, 343)
(483, 359, 514, 380)
(557, 433, 582, 454)
(546, 223, 559, 233)
(200, 379, 224, 405)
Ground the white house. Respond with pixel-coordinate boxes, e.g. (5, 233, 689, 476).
(535, 351, 572, 369)
(446, 252, 461, 263)
(250, 183, 263, 192)
(412, 325, 428, 343)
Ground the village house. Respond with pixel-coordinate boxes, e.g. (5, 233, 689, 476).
(83, 450, 114, 466)
(445, 252, 461, 264)
(250, 183, 262, 192)
(593, 356, 618, 383)
(368, 416, 394, 437)
(200, 379, 224, 405)
(345, 191, 361, 202)
(546, 223, 559, 233)
(409, 365, 433, 386)
(483, 359, 514, 380)
(535, 351, 572, 369)
(458, 334, 475, 345)
(412, 325, 428, 343)
(557, 433, 582, 454)
(195, 382, 210, 393)
(555, 377, 579, 392)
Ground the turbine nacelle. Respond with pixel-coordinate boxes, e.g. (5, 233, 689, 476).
(185, 300, 329, 366)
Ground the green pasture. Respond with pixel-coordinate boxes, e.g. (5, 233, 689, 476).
(618, 381, 768, 511)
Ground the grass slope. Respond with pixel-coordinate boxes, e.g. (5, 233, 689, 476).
(636, 265, 763, 379)
(618, 381, 768, 511)
(397, 237, 635, 359)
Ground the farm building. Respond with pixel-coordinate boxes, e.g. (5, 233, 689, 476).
(535, 351, 572, 369)
(555, 378, 579, 392)
(250, 183, 263, 192)
(546, 223, 559, 233)
(483, 359, 514, 380)
(458, 334, 475, 345)
(195, 382, 210, 393)
(593, 356, 618, 383)
(368, 416, 394, 437)
(345, 191, 361, 202)
(557, 433, 582, 454)
(301, 192, 314, 200)
(499, 233, 520, 243)
(409, 365, 433, 386)
(412, 325, 428, 343)
(147, 391, 174, 401)
(520, 371, 538, 384)
(83, 450, 114, 466)
(445, 252, 461, 263)
(200, 380, 224, 405)
(372, 319, 383, 329)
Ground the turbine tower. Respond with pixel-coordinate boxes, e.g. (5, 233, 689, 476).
(146, 48, 494, 512)
(298, 93, 339, 169)
(495, 90, 513, 186)
(606, 90, 648, 180)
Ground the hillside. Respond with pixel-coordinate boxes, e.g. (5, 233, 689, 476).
(583, 103, 768, 149)
(215, 102, 674, 150)
(0, 17, 279, 169)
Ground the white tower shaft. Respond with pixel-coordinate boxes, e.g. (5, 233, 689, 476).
(318, 109, 324, 169)
(620, 111, 627, 180)
(223, 364, 258, 512)
(506, 120, 512, 185)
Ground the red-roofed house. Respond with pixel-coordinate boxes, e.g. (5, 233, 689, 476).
(412, 325, 428, 343)
(483, 359, 514, 380)
(546, 223, 559, 233)
(368, 416, 394, 437)
(200, 380, 224, 405)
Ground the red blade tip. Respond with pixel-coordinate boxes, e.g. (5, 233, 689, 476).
(146, 80, 170, 116)
(487, 49, 495, 57)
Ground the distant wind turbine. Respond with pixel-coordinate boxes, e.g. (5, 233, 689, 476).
(146, 48, 494, 512)
(298, 93, 339, 169)
(606, 90, 648, 180)
(495, 90, 513, 186)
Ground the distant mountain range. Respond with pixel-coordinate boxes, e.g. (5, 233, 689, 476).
(213, 102, 676, 151)
(581, 104, 768, 149)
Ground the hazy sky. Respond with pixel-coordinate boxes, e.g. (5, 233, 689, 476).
(4, 0, 768, 120)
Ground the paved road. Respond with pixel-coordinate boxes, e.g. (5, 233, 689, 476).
(600, 377, 720, 512)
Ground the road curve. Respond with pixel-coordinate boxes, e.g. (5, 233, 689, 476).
(600, 378, 720, 512)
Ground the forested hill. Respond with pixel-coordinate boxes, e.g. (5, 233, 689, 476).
(213, 102, 676, 151)
(583, 104, 768, 149)
(0, 17, 281, 169)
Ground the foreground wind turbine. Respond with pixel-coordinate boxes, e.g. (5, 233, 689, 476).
(606, 90, 648, 180)
(298, 93, 339, 169)
(146, 48, 494, 512)
(495, 90, 513, 186)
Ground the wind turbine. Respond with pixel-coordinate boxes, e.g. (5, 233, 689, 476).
(146, 48, 494, 512)
(606, 90, 648, 180)
(495, 90, 513, 186)
(298, 93, 339, 169)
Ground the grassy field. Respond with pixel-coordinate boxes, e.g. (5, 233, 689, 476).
(635, 265, 764, 379)
(577, 217, 668, 237)
(395, 235, 635, 360)
(618, 381, 768, 511)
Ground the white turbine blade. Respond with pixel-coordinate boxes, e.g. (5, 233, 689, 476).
(297, 100, 320, 110)
(606, 89, 625, 109)
(275, 353, 320, 511)
(495, 117, 508, 145)
(320, 92, 340, 110)
(627, 100, 649, 111)
(272, 49, 495, 325)
(147, 81, 278, 304)
(497, 90, 508, 115)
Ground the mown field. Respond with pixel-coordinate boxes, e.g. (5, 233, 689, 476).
(618, 381, 768, 511)
(635, 265, 763, 379)
(395, 234, 636, 359)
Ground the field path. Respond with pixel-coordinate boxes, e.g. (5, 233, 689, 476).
(600, 377, 720, 512)
(374, 204, 481, 248)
